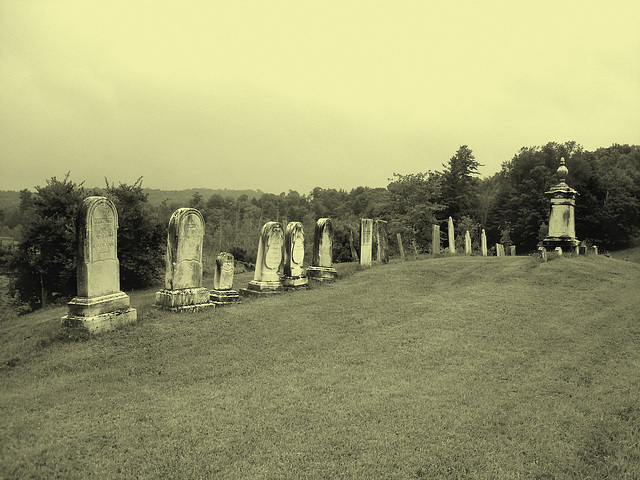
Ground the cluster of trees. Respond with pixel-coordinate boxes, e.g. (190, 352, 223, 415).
(1, 142, 638, 311)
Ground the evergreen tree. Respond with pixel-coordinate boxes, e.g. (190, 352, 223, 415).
(440, 145, 482, 220)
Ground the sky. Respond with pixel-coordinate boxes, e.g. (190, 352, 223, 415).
(1, 1, 639, 194)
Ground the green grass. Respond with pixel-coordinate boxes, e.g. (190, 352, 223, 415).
(1, 255, 640, 479)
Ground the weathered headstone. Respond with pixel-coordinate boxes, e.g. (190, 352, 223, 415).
(542, 157, 580, 251)
(62, 196, 137, 333)
(375, 219, 389, 264)
(243, 221, 285, 295)
(465, 230, 472, 256)
(397, 232, 405, 261)
(282, 222, 309, 288)
(448, 216, 456, 255)
(539, 246, 548, 262)
(509, 245, 516, 256)
(592, 245, 598, 255)
(307, 218, 338, 281)
(210, 252, 240, 305)
(156, 208, 213, 311)
(555, 246, 563, 256)
(432, 225, 441, 255)
(496, 243, 505, 257)
(481, 229, 487, 256)
(360, 219, 373, 267)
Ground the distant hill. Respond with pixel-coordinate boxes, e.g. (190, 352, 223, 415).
(143, 188, 265, 206)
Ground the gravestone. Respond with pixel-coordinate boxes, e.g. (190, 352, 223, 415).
(307, 218, 338, 281)
(448, 216, 456, 255)
(539, 246, 548, 262)
(397, 233, 405, 261)
(481, 229, 487, 256)
(375, 219, 389, 264)
(243, 221, 285, 295)
(592, 245, 598, 255)
(509, 245, 516, 256)
(156, 208, 213, 311)
(360, 219, 373, 267)
(432, 225, 441, 255)
(210, 252, 240, 305)
(555, 246, 563, 256)
(542, 158, 580, 250)
(465, 230, 472, 255)
(496, 243, 505, 257)
(62, 196, 137, 333)
(282, 222, 309, 288)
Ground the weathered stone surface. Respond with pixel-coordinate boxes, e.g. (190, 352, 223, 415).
(496, 243, 505, 257)
(214, 252, 235, 290)
(432, 225, 441, 255)
(210, 289, 240, 305)
(397, 233, 405, 261)
(164, 208, 205, 290)
(360, 219, 373, 267)
(448, 216, 455, 255)
(592, 246, 598, 255)
(481, 229, 487, 256)
(555, 246, 563, 256)
(465, 230, 472, 256)
(254, 222, 284, 283)
(509, 245, 516, 256)
(155, 287, 213, 309)
(375, 220, 389, 263)
(308, 218, 337, 281)
(63, 196, 136, 333)
(542, 158, 580, 250)
(539, 246, 548, 262)
(284, 222, 306, 277)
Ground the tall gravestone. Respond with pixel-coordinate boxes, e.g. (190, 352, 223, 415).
(243, 221, 285, 294)
(542, 157, 579, 250)
(282, 222, 309, 288)
(375, 219, 389, 264)
(432, 224, 441, 255)
(481, 229, 487, 256)
(156, 208, 214, 311)
(448, 216, 456, 255)
(210, 252, 240, 305)
(62, 196, 137, 333)
(360, 219, 373, 267)
(397, 232, 405, 261)
(465, 230, 472, 255)
(307, 218, 338, 281)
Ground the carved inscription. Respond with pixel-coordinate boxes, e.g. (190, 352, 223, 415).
(90, 205, 116, 262)
(265, 228, 283, 270)
(292, 231, 304, 265)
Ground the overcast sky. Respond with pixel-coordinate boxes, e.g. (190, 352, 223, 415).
(1, 1, 639, 194)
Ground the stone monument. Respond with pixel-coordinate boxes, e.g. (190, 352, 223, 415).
(360, 219, 373, 267)
(282, 221, 309, 288)
(307, 218, 338, 281)
(542, 157, 579, 250)
(448, 216, 456, 255)
(62, 196, 137, 333)
(374, 219, 389, 264)
(496, 243, 505, 257)
(243, 221, 285, 295)
(396, 233, 405, 261)
(432, 224, 441, 255)
(465, 230, 472, 255)
(210, 252, 240, 305)
(155, 208, 214, 311)
(481, 229, 487, 256)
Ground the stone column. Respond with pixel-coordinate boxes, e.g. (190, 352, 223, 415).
(360, 219, 373, 267)
(63, 196, 137, 333)
(307, 218, 337, 281)
(542, 157, 579, 250)
(156, 208, 213, 311)
(481, 229, 487, 256)
(432, 225, 440, 255)
(465, 230, 472, 255)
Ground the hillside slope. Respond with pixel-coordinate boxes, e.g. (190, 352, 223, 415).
(1, 256, 639, 478)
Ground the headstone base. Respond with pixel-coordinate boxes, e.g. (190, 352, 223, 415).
(67, 291, 131, 317)
(210, 289, 240, 306)
(542, 236, 579, 250)
(155, 287, 214, 310)
(281, 276, 309, 288)
(240, 280, 285, 296)
(62, 308, 137, 334)
(306, 266, 338, 281)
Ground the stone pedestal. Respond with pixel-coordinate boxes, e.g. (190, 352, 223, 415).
(210, 289, 240, 305)
(156, 287, 215, 312)
(542, 158, 580, 251)
(306, 266, 338, 281)
(241, 280, 285, 296)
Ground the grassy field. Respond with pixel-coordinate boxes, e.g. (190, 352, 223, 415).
(1, 254, 639, 479)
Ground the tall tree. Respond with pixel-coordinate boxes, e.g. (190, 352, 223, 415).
(440, 145, 483, 220)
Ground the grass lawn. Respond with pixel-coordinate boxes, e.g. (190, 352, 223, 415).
(1, 255, 640, 479)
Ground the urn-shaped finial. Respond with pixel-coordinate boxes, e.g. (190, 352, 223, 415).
(557, 157, 569, 182)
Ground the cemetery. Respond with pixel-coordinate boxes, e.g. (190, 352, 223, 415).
(1, 155, 640, 478)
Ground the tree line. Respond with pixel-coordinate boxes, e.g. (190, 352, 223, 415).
(1, 141, 638, 311)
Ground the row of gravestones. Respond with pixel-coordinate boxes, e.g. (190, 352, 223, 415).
(431, 216, 492, 256)
(61, 197, 340, 333)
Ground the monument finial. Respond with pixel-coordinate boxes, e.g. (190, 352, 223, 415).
(557, 157, 568, 182)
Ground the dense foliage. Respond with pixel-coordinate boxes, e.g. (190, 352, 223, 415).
(1, 141, 638, 310)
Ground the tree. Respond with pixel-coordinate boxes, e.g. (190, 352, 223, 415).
(105, 177, 165, 290)
(10, 174, 85, 308)
(440, 145, 483, 220)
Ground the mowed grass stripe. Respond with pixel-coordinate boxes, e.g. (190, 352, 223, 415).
(1, 256, 639, 478)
